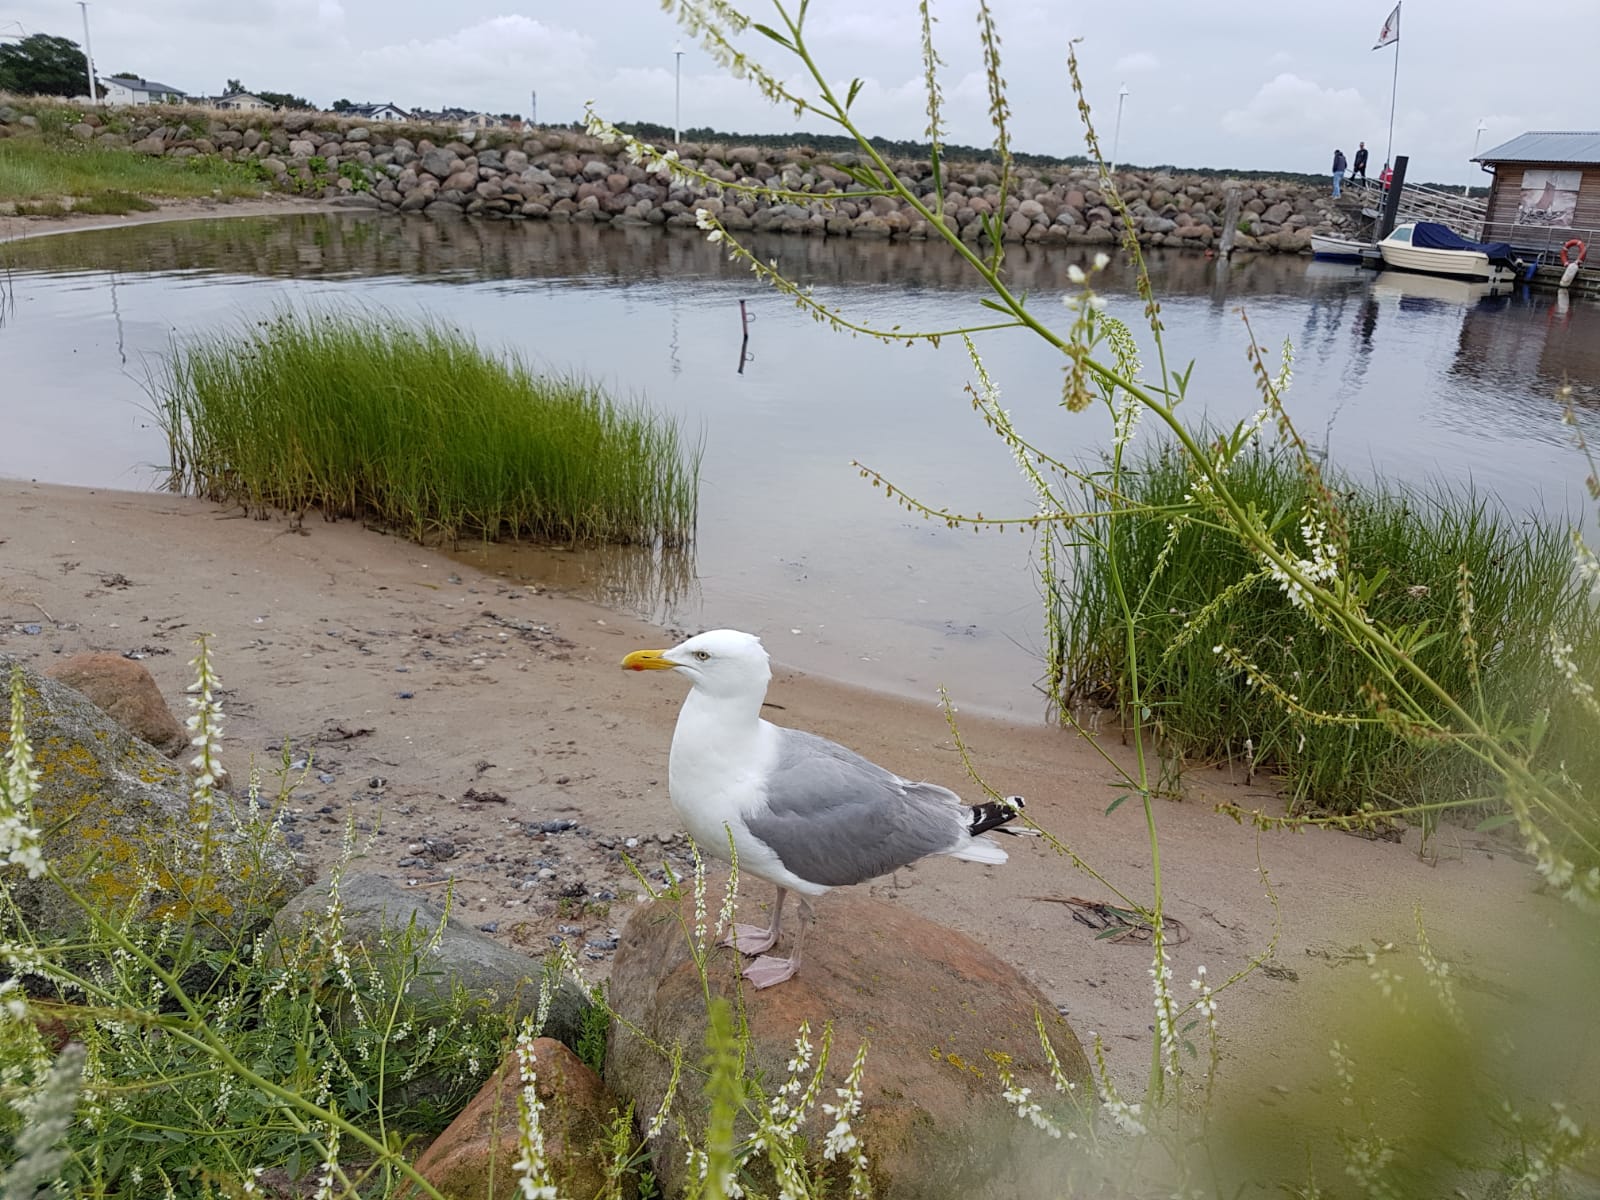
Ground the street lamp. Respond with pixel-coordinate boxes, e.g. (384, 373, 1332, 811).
(673, 43, 685, 144)
(1109, 82, 1129, 176)
(77, 2, 98, 104)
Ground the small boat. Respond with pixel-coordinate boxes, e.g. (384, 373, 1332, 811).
(1310, 233, 1372, 262)
(1377, 221, 1520, 284)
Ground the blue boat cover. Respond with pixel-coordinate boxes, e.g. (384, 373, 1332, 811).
(1410, 221, 1515, 263)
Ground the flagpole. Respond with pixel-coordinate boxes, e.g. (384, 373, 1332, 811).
(1384, 1, 1401, 168)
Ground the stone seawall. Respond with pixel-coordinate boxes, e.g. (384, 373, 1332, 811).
(0, 100, 1349, 253)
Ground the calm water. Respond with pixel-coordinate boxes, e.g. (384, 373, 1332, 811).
(3, 214, 1598, 718)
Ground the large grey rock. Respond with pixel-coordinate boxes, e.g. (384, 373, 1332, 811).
(419, 146, 456, 179)
(0, 659, 304, 942)
(269, 872, 591, 1049)
(606, 891, 1090, 1200)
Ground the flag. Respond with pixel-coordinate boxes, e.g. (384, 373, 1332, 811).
(1373, 2, 1400, 49)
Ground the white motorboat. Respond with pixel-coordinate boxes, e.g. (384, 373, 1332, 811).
(1378, 221, 1520, 285)
(1310, 233, 1372, 261)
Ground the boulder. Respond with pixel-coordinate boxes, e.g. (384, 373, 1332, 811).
(0, 659, 303, 942)
(419, 147, 456, 180)
(130, 136, 166, 155)
(408, 1039, 630, 1200)
(606, 891, 1091, 1199)
(45, 653, 185, 755)
(269, 872, 591, 1050)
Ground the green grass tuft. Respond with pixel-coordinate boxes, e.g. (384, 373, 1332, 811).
(0, 134, 266, 205)
(1056, 439, 1600, 813)
(157, 309, 700, 547)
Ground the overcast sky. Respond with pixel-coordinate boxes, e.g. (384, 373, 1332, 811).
(5, 0, 1595, 183)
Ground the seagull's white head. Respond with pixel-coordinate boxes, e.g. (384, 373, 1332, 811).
(622, 628, 772, 702)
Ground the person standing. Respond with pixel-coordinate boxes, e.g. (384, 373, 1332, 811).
(1380, 161, 1393, 190)
(1331, 148, 1347, 198)
(1352, 142, 1369, 183)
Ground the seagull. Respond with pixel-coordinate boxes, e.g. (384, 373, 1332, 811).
(622, 628, 1025, 988)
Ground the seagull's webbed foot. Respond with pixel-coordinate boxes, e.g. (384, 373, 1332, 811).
(742, 954, 800, 988)
(722, 923, 779, 955)
(740, 895, 814, 989)
(720, 886, 787, 957)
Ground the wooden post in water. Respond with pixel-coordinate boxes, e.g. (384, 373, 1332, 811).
(1378, 155, 1409, 240)
(1218, 186, 1242, 258)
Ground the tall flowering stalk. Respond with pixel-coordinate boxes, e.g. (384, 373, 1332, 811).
(512, 1021, 559, 1200)
(1, 666, 45, 879)
(185, 634, 227, 834)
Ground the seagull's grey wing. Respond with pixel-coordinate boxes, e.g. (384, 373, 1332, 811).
(743, 727, 968, 887)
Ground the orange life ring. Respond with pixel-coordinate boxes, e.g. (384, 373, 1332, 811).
(1561, 238, 1587, 266)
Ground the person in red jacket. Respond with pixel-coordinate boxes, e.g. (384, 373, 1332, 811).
(1380, 162, 1394, 190)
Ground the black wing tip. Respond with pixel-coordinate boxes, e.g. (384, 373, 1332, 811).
(968, 795, 1026, 837)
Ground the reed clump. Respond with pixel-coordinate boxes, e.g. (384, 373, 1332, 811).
(157, 310, 699, 547)
(1055, 440, 1600, 812)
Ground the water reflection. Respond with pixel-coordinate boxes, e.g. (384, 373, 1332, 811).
(2, 211, 1411, 302)
(3, 213, 1598, 716)
(452, 540, 701, 626)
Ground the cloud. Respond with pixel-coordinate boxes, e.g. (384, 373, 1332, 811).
(1222, 72, 1373, 145)
(1113, 50, 1159, 74)
(808, 11, 919, 44)
(351, 16, 595, 109)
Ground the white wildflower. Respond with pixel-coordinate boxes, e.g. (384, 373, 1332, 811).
(1067, 264, 1087, 284)
(1, 667, 46, 879)
(1093, 251, 1111, 271)
(1001, 1068, 1062, 1138)
(512, 1022, 559, 1199)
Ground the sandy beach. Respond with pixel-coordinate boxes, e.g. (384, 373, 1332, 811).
(0, 478, 1559, 1091)
(0, 195, 343, 245)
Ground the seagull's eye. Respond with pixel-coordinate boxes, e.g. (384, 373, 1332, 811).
(692, 650, 711, 661)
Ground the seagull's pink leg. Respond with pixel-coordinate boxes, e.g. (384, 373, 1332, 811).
(721, 886, 786, 956)
(742, 897, 815, 989)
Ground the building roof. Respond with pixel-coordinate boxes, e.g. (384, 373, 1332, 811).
(105, 75, 187, 95)
(1474, 131, 1600, 165)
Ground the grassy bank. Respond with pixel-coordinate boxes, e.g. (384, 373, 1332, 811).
(0, 131, 265, 210)
(157, 310, 699, 546)
(1055, 441, 1600, 813)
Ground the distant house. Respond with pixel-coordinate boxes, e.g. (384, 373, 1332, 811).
(1473, 131, 1600, 258)
(409, 107, 517, 133)
(100, 75, 187, 106)
(214, 91, 272, 112)
(344, 102, 412, 122)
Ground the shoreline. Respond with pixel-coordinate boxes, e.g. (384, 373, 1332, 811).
(0, 477, 1555, 1094)
(0, 194, 343, 245)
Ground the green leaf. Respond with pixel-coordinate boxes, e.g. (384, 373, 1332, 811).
(751, 23, 796, 50)
(1527, 707, 1550, 754)
(1105, 792, 1129, 816)
(1475, 812, 1517, 832)
(846, 78, 865, 109)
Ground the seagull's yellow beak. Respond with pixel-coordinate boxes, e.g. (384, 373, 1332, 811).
(622, 648, 677, 671)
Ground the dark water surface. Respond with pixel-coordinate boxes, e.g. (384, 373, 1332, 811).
(3, 214, 1597, 717)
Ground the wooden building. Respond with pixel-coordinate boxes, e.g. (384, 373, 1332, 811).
(1474, 131, 1600, 262)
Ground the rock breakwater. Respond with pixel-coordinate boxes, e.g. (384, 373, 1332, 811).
(0, 101, 1352, 253)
